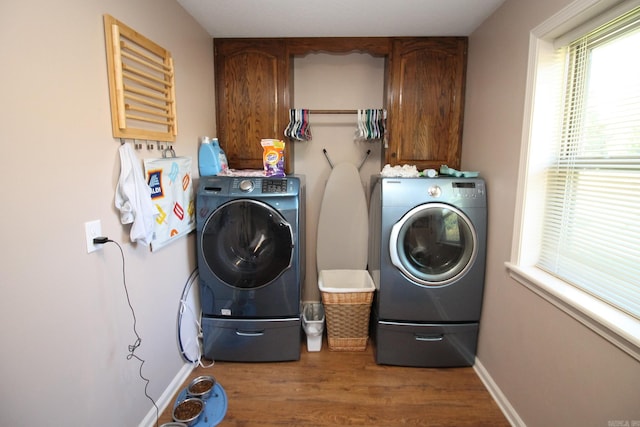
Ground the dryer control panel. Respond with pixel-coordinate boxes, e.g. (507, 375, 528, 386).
(380, 177, 486, 208)
(452, 180, 486, 199)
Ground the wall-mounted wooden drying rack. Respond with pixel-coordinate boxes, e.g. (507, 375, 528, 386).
(104, 14, 177, 143)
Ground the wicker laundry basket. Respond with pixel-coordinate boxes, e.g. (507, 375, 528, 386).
(318, 270, 375, 351)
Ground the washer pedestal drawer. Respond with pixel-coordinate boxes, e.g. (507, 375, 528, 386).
(202, 317, 301, 362)
(373, 321, 478, 367)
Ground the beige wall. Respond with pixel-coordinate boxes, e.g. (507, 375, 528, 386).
(464, 0, 640, 425)
(3, 0, 638, 425)
(293, 53, 385, 302)
(0, 0, 214, 425)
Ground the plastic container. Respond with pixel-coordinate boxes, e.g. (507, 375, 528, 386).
(318, 269, 375, 351)
(217, 144, 229, 173)
(302, 303, 325, 352)
(198, 136, 221, 176)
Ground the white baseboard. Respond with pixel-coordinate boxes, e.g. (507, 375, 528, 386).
(138, 362, 196, 427)
(473, 358, 526, 427)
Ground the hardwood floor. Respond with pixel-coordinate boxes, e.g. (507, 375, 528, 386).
(157, 339, 509, 426)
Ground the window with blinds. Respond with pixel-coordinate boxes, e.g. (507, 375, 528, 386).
(537, 7, 640, 319)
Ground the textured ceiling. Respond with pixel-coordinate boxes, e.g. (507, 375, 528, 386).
(177, 0, 507, 38)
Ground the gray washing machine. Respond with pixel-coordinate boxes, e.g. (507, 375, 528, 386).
(196, 175, 305, 362)
(368, 176, 487, 367)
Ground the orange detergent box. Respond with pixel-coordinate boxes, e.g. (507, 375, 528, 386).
(261, 139, 286, 177)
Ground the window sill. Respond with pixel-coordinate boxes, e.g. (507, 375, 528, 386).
(505, 262, 640, 362)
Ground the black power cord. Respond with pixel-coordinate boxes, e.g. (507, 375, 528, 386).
(94, 237, 159, 427)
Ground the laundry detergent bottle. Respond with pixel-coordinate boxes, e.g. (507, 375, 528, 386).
(216, 139, 229, 173)
(198, 136, 221, 176)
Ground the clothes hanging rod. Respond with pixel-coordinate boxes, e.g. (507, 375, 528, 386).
(308, 109, 358, 114)
(299, 109, 384, 115)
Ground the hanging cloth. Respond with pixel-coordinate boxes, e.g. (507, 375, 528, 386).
(115, 143, 157, 246)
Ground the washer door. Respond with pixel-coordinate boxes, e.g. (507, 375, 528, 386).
(201, 199, 293, 289)
(389, 203, 477, 286)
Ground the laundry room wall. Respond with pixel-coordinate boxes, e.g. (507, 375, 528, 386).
(292, 53, 385, 302)
(462, 0, 640, 425)
(0, 0, 214, 425)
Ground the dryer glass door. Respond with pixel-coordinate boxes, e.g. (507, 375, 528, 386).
(390, 203, 477, 286)
(201, 199, 293, 289)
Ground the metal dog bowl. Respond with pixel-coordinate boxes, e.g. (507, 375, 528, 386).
(172, 397, 204, 426)
(187, 375, 216, 400)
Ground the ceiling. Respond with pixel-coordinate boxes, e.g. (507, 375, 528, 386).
(177, 0, 507, 38)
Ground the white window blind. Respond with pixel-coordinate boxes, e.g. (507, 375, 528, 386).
(538, 7, 640, 320)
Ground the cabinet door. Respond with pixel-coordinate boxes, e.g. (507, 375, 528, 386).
(214, 39, 291, 172)
(386, 38, 467, 170)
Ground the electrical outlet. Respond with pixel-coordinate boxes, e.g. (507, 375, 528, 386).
(85, 220, 103, 253)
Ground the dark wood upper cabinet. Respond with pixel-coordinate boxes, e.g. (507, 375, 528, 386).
(214, 37, 467, 173)
(214, 39, 291, 172)
(386, 37, 467, 170)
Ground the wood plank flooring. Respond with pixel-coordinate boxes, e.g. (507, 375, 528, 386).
(157, 339, 509, 426)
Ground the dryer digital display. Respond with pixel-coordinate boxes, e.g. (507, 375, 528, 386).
(452, 182, 476, 188)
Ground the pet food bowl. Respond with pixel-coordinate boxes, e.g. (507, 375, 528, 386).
(172, 397, 204, 426)
(186, 375, 216, 400)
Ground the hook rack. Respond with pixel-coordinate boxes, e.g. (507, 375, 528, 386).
(162, 147, 176, 158)
(118, 138, 173, 152)
(322, 148, 371, 171)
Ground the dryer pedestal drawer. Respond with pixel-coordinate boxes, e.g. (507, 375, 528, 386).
(202, 317, 301, 362)
(373, 321, 478, 367)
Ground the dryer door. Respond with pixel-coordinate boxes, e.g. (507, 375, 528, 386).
(389, 203, 477, 286)
(201, 199, 293, 289)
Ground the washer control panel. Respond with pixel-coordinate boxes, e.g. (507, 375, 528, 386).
(262, 179, 288, 193)
(226, 177, 296, 195)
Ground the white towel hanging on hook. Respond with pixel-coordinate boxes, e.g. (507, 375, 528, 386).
(115, 143, 157, 246)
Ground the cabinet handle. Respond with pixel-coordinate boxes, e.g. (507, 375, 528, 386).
(391, 152, 397, 158)
(236, 330, 265, 337)
(414, 334, 444, 342)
